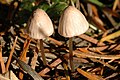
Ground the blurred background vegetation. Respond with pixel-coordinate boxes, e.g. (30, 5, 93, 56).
(1, 0, 120, 40)
(0, 0, 69, 32)
(0, 0, 120, 59)
(0, 0, 119, 33)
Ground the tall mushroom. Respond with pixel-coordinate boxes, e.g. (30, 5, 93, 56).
(26, 9, 54, 66)
(58, 6, 89, 71)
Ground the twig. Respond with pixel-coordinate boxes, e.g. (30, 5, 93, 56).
(6, 36, 18, 72)
(39, 58, 62, 76)
(0, 45, 6, 73)
(90, 58, 116, 70)
(19, 38, 31, 80)
(112, 0, 119, 11)
(63, 63, 70, 80)
(103, 10, 117, 27)
(79, 34, 105, 46)
(77, 68, 105, 80)
(74, 50, 120, 59)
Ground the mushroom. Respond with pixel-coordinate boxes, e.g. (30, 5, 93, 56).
(26, 9, 54, 65)
(58, 6, 89, 71)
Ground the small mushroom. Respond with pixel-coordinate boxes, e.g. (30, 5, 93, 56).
(26, 9, 54, 65)
(58, 6, 89, 71)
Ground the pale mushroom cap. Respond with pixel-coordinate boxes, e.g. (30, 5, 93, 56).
(58, 6, 89, 37)
(26, 9, 54, 39)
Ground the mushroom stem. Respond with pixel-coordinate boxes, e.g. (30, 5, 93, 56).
(69, 37, 74, 72)
(40, 39, 47, 66)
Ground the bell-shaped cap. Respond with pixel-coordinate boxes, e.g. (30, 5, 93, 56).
(58, 6, 89, 37)
(26, 9, 54, 39)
